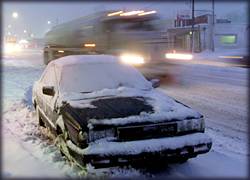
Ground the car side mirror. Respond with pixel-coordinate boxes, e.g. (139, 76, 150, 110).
(42, 86, 55, 96)
(150, 79, 160, 88)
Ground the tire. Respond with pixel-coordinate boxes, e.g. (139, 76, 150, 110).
(55, 130, 72, 159)
(176, 157, 189, 164)
(36, 107, 45, 127)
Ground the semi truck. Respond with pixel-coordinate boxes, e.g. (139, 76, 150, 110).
(43, 10, 173, 77)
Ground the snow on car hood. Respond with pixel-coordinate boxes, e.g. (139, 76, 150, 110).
(59, 87, 202, 128)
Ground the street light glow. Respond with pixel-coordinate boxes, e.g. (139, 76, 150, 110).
(47, 21, 51, 24)
(12, 12, 18, 18)
(24, 30, 27, 33)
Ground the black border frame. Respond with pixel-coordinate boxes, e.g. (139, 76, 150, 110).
(0, 0, 249, 180)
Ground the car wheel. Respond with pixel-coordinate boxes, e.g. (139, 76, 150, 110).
(36, 107, 45, 127)
(55, 129, 71, 158)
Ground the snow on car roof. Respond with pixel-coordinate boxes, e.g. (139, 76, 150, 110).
(50, 55, 118, 67)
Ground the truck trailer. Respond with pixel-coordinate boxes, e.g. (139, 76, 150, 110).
(43, 10, 172, 77)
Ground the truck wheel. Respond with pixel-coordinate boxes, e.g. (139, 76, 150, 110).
(48, 50, 55, 63)
(44, 50, 55, 65)
(36, 107, 45, 127)
(43, 51, 49, 65)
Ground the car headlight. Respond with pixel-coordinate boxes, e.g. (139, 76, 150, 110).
(88, 128, 116, 142)
(177, 118, 205, 133)
(4, 43, 21, 54)
(120, 53, 145, 65)
(77, 131, 88, 148)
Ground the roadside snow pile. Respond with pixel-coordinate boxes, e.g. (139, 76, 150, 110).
(2, 100, 147, 178)
(86, 165, 146, 178)
(3, 66, 43, 106)
(21, 86, 33, 108)
(3, 102, 79, 177)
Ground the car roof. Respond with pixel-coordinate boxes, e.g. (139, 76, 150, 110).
(50, 55, 118, 68)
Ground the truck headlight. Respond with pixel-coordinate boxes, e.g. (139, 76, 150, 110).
(120, 53, 145, 65)
(165, 53, 193, 60)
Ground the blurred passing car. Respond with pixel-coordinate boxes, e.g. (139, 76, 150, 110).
(32, 55, 212, 168)
(218, 49, 249, 68)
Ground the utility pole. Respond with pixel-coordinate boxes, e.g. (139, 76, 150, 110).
(190, 0, 195, 53)
(211, 0, 215, 52)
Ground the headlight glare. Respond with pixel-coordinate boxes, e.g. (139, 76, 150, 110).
(120, 53, 145, 65)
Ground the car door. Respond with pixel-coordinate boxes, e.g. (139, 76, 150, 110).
(36, 68, 48, 117)
(39, 64, 59, 130)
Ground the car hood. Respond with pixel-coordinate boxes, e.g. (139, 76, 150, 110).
(59, 87, 202, 129)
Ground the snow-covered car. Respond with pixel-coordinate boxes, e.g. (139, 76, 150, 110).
(32, 55, 212, 167)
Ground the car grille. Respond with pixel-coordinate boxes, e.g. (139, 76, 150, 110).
(117, 122, 177, 141)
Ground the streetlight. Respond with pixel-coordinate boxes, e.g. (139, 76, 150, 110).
(24, 30, 27, 33)
(12, 12, 18, 19)
(47, 21, 51, 24)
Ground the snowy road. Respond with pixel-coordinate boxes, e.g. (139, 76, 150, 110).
(2, 50, 248, 178)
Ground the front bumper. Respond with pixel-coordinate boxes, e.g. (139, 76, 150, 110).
(67, 132, 212, 167)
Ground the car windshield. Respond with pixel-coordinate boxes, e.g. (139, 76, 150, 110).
(60, 62, 152, 93)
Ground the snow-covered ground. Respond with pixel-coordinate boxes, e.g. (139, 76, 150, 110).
(194, 48, 248, 60)
(2, 50, 248, 178)
(160, 62, 248, 160)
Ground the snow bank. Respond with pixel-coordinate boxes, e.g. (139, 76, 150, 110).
(2, 101, 147, 178)
(22, 86, 34, 109)
(3, 102, 79, 178)
(3, 133, 66, 178)
(86, 164, 145, 178)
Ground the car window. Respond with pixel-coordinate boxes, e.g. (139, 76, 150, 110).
(40, 65, 57, 88)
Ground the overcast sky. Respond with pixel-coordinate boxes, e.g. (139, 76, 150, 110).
(3, 1, 248, 39)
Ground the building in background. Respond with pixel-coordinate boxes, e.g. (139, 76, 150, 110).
(166, 13, 249, 52)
